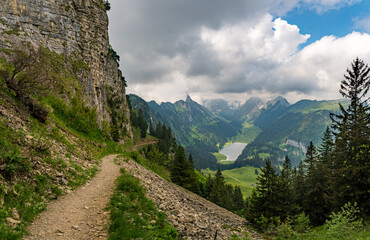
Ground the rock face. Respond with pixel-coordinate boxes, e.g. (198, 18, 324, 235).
(121, 159, 262, 240)
(0, 0, 132, 137)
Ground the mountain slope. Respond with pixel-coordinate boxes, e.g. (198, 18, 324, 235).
(253, 96, 290, 130)
(120, 158, 260, 239)
(237, 99, 349, 166)
(129, 94, 239, 168)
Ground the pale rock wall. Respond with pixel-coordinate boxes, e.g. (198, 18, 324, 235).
(0, 0, 132, 138)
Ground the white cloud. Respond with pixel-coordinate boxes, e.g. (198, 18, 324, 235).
(276, 32, 370, 101)
(354, 16, 370, 32)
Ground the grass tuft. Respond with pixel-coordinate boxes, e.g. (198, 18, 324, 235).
(108, 168, 177, 240)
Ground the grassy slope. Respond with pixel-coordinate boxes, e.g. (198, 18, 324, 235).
(0, 51, 134, 238)
(203, 166, 259, 198)
(108, 168, 177, 240)
(230, 123, 262, 144)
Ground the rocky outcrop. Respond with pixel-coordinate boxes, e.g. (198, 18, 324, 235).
(0, 0, 132, 137)
(121, 159, 262, 240)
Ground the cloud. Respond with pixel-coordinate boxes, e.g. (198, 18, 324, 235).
(276, 32, 370, 99)
(108, 0, 368, 104)
(354, 16, 370, 32)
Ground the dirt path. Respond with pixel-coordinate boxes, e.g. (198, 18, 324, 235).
(24, 154, 121, 240)
(128, 139, 158, 151)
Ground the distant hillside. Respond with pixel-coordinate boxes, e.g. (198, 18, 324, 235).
(253, 96, 290, 130)
(128, 94, 239, 169)
(131, 94, 348, 169)
(237, 99, 349, 166)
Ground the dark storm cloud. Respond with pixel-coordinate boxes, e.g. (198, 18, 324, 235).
(108, 0, 295, 84)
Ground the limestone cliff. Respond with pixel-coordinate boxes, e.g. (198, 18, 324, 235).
(0, 0, 132, 138)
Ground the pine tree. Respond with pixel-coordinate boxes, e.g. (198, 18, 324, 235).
(304, 142, 317, 174)
(305, 158, 332, 226)
(232, 185, 245, 212)
(204, 174, 214, 199)
(170, 146, 188, 186)
(318, 127, 334, 164)
(138, 109, 147, 138)
(293, 160, 306, 212)
(188, 154, 194, 170)
(249, 160, 280, 221)
(330, 58, 370, 213)
(170, 146, 199, 193)
(209, 169, 232, 209)
(184, 154, 199, 194)
(279, 156, 295, 219)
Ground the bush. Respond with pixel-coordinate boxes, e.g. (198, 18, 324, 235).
(324, 202, 363, 239)
(0, 149, 30, 180)
(47, 95, 105, 141)
(293, 212, 310, 233)
(275, 218, 295, 240)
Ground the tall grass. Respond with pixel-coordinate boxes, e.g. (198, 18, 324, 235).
(108, 168, 177, 239)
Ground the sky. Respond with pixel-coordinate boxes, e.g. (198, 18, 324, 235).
(108, 0, 370, 104)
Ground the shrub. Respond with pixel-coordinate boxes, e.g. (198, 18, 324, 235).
(293, 212, 310, 233)
(324, 202, 363, 239)
(47, 95, 105, 141)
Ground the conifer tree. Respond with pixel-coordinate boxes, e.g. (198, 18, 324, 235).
(293, 160, 306, 212)
(209, 169, 232, 209)
(170, 146, 199, 193)
(305, 157, 332, 226)
(318, 127, 334, 164)
(170, 146, 188, 186)
(204, 174, 214, 199)
(184, 153, 200, 194)
(249, 160, 280, 221)
(232, 185, 245, 212)
(188, 154, 194, 170)
(304, 142, 317, 173)
(279, 156, 295, 219)
(330, 58, 370, 213)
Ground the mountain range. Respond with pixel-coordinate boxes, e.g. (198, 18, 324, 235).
(129, 94, 239, 168)
(129, 94, 348, 168)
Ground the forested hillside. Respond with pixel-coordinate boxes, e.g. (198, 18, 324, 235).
(129, 94, 239, 169)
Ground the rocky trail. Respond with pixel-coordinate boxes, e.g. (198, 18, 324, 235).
(24, 154, 121, 240)
(24, 147, 261, 240)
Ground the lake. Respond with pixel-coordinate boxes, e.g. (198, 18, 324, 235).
(219, 142, 248, 161)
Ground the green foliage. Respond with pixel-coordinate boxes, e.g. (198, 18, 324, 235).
(47, 95, 105, 141)
(293, 212, 311, 233)
(330, 58, 370, 214)
(129, 150, 171, 182)
(108, 46, 120, 64)
(103, 0, 111, 11)
(324, 202, 363, 239)
(203, 166, 259, 197)
(128, 94, 239, 169)
(131, 109, 148, 139)
(230, 123, 262, 144)
(170, 146, 199, 193)
(108, 168, 177, 239)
